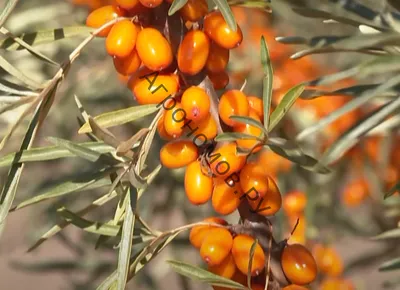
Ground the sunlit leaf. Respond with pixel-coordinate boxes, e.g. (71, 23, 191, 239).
(212, 0, 237, 31)
(168, 0, 188, 16)
(371, 228, 400, 240)
(215, 132, 264, 143)
(0, 0, 19, 27)
(229, 115, 268, 135)
(260, 36, 273, 131)
(379, 257, 400, 272)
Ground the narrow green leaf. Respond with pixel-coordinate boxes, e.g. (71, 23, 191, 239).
(78, 104, 158, 134)
(269, 84, 305, 132)
(168, 260, 245, 289)
(0, 0, 19, 27)
(229, 115, 268, 135)
(0, 82, 38, 96)
(385, 180, 400, 199)
(379, 257, 400, 272)
(212, 0, 237, 31)
(214, 132, 263, 143)
(226, 0, 271, 10)
(0, 26, 94, 50)
(371, 228, 400, 240)
(57, 207, 121, 236)
(0, 96, 35, 115)
(260, 36, 273, 131)
(168, 0, 188, 16)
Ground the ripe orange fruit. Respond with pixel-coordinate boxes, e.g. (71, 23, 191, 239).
(179, 0, 208, 22)
(233, 109, 263, 151)
(232, 234, 265, 276)
(209, 143, 246, 178)
(189, 217, 228, 248)
(218, 90, 249, 127)
(212, 177, 243, 215)
(281, 243, 317, 285)
(157, 113, 173, 140)
(105, 19, 138, 58)
(200, 227, 233, 266)
(186, 113, 218, 140)
(116, 0, 139, 9)
(239, 161, 269, 199)
(136, 28, 173, 71)
(177, 30, 210, 75)
(86, 5, 127, 37)
(206, 42, 230, 73)
(139, 0, 163, 7)
(208, 253, 237, 279)
(341, 178, 369, 207)
(164, 102, 186, 138)
(248, 175, 282, 216)
(129, 72, 179, 105)
(320, 278, 355, 290)
(287, 215, 306, 245)
(208, 70, 229, 90)
(283, 191, 307, 216)
(159, 140, 198, 169)
(282, 285, 309, 290)
(204, 11, 243, 49)
(184, 160, 213, 205)
(247, 96, 264, 120)
(113, 48, 142, 75)
(312, 244, 344, 277)
(256, 148, 292, 175)
(181, 86, 210, 122)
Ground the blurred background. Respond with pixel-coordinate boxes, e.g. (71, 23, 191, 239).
(0, 0, 399, 289)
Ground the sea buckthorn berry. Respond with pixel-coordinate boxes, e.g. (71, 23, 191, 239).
(177, 30, 210, 75)
(282, 285, 309, 290)
(257, 148, 292, 175)
(218, 90, 249, 127)
(189, 217, 228, 248)
(212, 177, 243, 215)
(181, 86, 210, 122)
(240, 161, 269, 199)
(86, 5, 126, 37)
(105, 20, 138, 58)
(281, 243, 317, 285)
(157, 113, 173, 140)
(164, 102, 186, 138)
(234, 109, 263, 151)
(204, 11, 243, 49)
(287, 215, 306, 245)
(248, 176, 282, 216)
(208, 253, 236, 279)
(139, 0, 163, 7)
(179, 0, 208, 21)
(283, 190, 307, 216)
(188, 113, 218, 140)
(247, 96, 264, 120)
(116, 0, 139, 9)
(200, 227, 233, 266)
(209, 143, 246, 178)
(320, 278, 355, 290)
(129, 72, 179, 105)
(113, 49, 142, 75)
(159, 140, 198, 169)
(184, 160, 213, 205)
(232, 234, 265, 276)
(136, 28, 173, 71)
(341, 178, 369, 207)
(206, 43, 230, 73)
(313, 245, 343, 277)
(208, 71, 229, 90)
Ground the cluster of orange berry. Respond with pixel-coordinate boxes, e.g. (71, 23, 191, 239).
(189, 217, 318, 290)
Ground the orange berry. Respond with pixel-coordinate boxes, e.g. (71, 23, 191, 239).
(208, 253, 237, 279)
(204, 11, 243, 49)
(287, 215, 306, 245)
(187, 113, 218, 140)
(105, 19, 138, 58)
(157, 113, 173, 140)
(164, 102, 187, 138)
(209, 143, 246, 178)
(342, 178, 369, 207)
(281, 243, 317, 285)
(257, 148, 292, 175)
(159, 140, 198, 169)
(113, 48, 142, 75)
(233, 109, 263, 151)
(208, 70, 229, 90)
(189, 217, 228, 248)
(181, 86, 210, 122)
(218, 90, 249, 127)
(184, 160, 213, 205)
(283, 191, 307, 216)
(312, 245, 344, 277)
(247, 96, 264, 120)
(177, 30, 210, 75)
(320, 278, 355, 290)
(232, 234, 265, 276)
(206, 42, 230, 73)
(129, 72, 179, 105)
(212, 177, 243, 215)
(239, 161, 269, 199)
(116, 0, 139, 9)
(86, 5, 126, 37)
(282, 285, 309, 290)
(136, 28, 173, 71)
(200, 227, 233, 266)
(139, 0, 163, 7)
(248, 176, 282, 216)
(179, 0, 208, 22)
